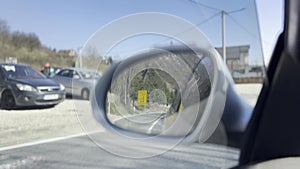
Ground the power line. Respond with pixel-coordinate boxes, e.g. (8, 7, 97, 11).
(226, 14, 271, 45)
(157, 12, 221, 44)
(187, 0, 222, 12)
(184, 0, 247, 63)
(226, 8, 246, 15)
(227, 14, 258, 39)
(109, 12, 221, 58)
(195, 12, 221, 26)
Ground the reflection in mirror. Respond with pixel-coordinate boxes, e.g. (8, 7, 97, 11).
(109, 68, 180, 135)
(106, 48, 213, 137)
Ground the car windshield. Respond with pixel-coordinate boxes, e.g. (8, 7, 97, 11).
(1, 65, 45, 79)
(0, 0, 283, 169)
(79, 70, 101, 79)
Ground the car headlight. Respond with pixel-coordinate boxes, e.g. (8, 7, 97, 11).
(59, 84, 65, 91)
(16, 83, 37, 92)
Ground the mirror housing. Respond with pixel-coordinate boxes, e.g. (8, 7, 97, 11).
(73, 75, 80, 79)
(91, 46, 229, 143)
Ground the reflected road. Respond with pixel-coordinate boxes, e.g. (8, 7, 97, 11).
(113, 112, 166, 135)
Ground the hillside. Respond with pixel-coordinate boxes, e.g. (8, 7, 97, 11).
(0, 18, 76, 70)
(0, 44, 76, 70)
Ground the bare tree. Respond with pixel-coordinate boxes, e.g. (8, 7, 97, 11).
(0, 19, 10, 45)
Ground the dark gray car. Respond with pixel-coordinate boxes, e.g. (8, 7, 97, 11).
(0, 63, 66, 109)
(52, 68, 101, 100)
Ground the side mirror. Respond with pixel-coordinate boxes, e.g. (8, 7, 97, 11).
(91, 46, 228, 143)
(73, 75, 80, 79)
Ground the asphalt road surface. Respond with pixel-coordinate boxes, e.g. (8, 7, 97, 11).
(0, 132, 239, 169)
(113, 112, 166, 135)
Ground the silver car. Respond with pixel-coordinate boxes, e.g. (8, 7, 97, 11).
(52, 68, 101, 100)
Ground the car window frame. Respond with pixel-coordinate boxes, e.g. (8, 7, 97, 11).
(57, 69, 72, 78)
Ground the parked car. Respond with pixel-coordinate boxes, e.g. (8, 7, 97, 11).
(41, 63, 62, 78)
(52, 66, 62, 75)
(0, 63, 65, 109)
(52, 68, 101, 100)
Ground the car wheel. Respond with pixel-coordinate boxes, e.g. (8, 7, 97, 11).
(81, 89, 90, 100)
(1, 90, 15, 110)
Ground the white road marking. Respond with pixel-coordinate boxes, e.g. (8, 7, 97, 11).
(0, 130, 104, 152)
(147, 115, 164, 134)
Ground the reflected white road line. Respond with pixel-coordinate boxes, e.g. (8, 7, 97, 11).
(147, 115, 164, 134)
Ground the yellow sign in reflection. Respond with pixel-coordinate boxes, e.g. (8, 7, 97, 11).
(137, 90, 147, 106)
(179, 103, 184, 112)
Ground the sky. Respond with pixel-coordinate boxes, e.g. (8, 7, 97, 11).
(0, 0, 283, 65)
(257, 0, 284, 64)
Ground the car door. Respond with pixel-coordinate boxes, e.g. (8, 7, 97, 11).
(53, 69, 73, 94)
(70, 70, 82, 96)
(0, 69, 6, 97)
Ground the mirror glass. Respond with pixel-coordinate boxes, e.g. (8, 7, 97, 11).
(108, 68, 180, 135)
(106, 48, 213, 136)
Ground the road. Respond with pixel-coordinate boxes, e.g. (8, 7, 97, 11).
(0, 100, 239, 169)
(0, 132, 239, 169)
(0, 84, 261, 168)
(113, 112, 166, 135)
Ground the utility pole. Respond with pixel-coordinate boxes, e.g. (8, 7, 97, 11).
(77, 47, 83, 68)
(187, 1, 245, 65)
(79, 55, 82, 68)
(222, 11, 226, 64)
(221, 8, 245, 65)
